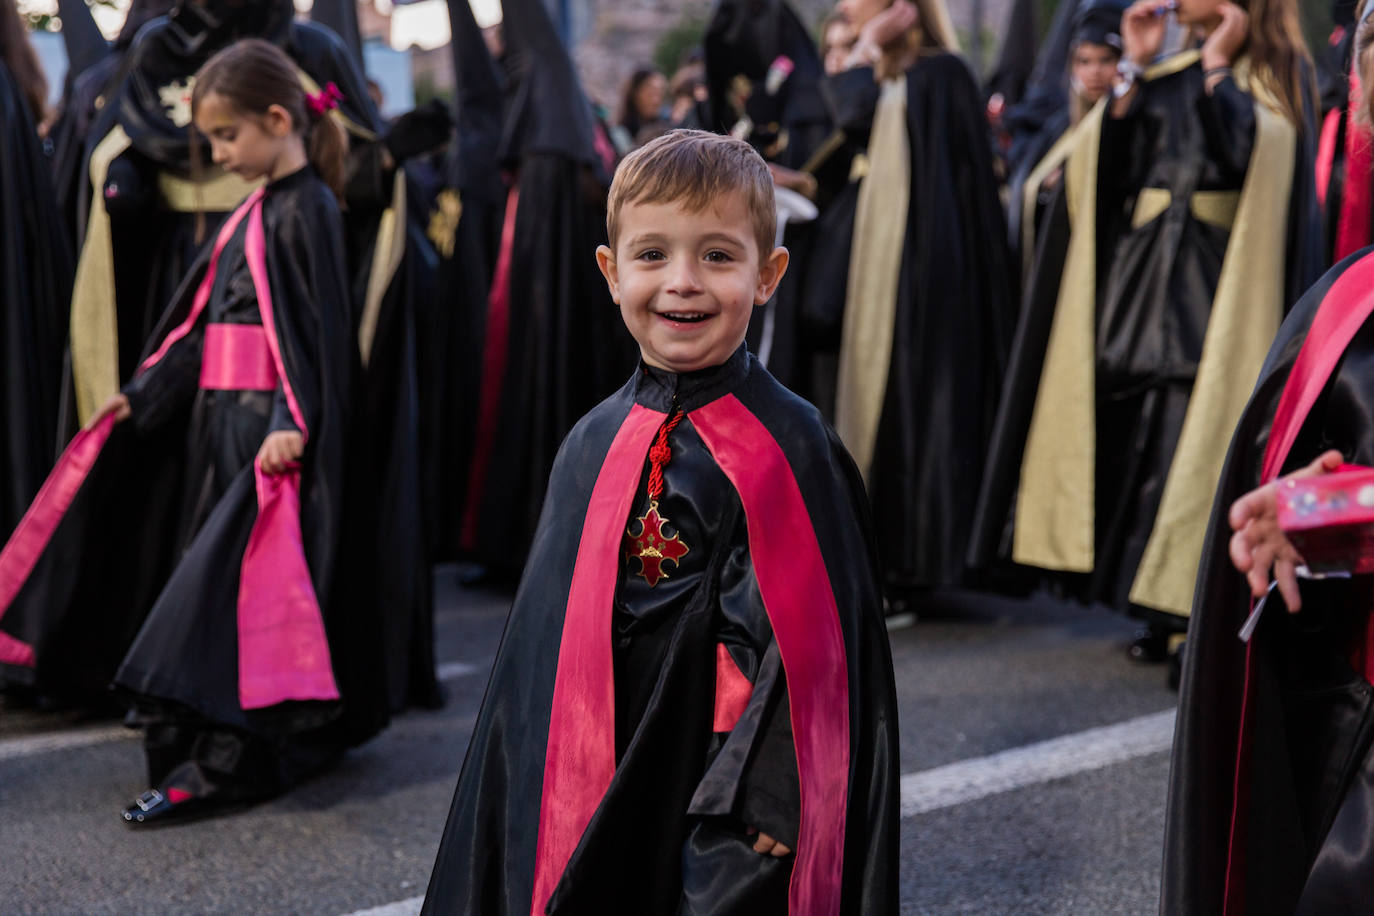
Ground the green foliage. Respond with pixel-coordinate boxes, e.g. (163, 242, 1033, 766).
(653, 9, 709, 76)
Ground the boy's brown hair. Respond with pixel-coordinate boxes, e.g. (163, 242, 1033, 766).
(606, 129, 776, 260)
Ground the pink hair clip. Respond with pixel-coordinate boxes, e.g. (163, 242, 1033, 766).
(306, 82, 344, 117)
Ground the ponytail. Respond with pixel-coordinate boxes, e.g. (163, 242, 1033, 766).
(308, 112, 349, 202)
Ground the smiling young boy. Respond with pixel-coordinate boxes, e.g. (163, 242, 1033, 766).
(422, 130, 898, 915)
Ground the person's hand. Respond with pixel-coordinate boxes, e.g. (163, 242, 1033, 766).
(767, 162, 819, 199)
(747, 827, 793, 857)
(87, 393, 131, 430)
(1227, 449, 1343, 612)
(858, 0, 918, 51)
(258, 430, 304, 475)
(1201, 1, 1249, 72)
(1120, 0, 1171, 68)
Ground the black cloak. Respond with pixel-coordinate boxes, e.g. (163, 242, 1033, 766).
(457, 0, 636, 578)
(0, 59, 73, 543)
(1163, 247, 1374, 914)
(0, 168, 389, 748)
(422, 348, 898, 914)
(812, 54, 1015, 595)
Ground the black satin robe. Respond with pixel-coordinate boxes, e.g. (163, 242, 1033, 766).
(0, 61, 73, 543)
(1163, 248, 1374, 914)
(970, 61, 1322, 614)
(422, 348, 898, 914)
(808, 55, 1015, 593)
(0, 170, 390, 753)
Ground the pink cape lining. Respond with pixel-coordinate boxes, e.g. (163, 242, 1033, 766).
(1223, 251, 1374, 914)
(0, 189, 338, 711)
(529, 396, 852, 915)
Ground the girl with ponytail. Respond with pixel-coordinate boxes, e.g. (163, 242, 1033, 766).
(0, 36, 367, 824)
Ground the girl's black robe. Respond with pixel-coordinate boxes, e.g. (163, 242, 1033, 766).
(422, 349, 898, 915)
(0, 170, 387, 744)
(1163, 247, 1374, 914)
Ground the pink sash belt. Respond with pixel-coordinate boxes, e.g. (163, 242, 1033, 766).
(200, 324, 278, 391)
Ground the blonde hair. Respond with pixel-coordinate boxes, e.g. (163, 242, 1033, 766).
(606, 129, 776, 260)
(1240, 0, 1315, 126)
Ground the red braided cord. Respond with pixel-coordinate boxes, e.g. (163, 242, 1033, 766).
(645, 410, 684, 502)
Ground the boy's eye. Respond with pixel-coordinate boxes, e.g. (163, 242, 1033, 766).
(704, 250, 733, 263)
(636, 249, 665, 261)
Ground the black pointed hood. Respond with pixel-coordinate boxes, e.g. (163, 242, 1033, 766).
(58, 0, 110, 83)
(986, 0, 1039, 104)
(496, 0, 602, 171)
(310, 0, 365, 72)
(445, 0, 506, 196)
(115, 0, 175, 50)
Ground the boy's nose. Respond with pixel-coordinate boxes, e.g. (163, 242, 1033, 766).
(665, 261, 703, 295)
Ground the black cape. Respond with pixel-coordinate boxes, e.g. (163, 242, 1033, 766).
(0, 60, 73, 542)
(1163, 247, 1374, 914)
(423, 349, 898, 914)
(815, 55, 1015, 594)
(0, 169, 389, 746)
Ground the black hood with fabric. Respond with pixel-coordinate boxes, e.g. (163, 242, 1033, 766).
(444, 0, 505, 202)
(57, 0, 110, 88)
(310, 0, 364, 72)
(703, 0, 831, 170)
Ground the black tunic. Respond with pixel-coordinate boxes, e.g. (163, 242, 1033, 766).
(422, 348, 898, 914)
(1163, 247, 1374, 914)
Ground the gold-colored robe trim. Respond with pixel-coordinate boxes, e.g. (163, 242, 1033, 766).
(359, 170, 408, 367)
(1129, 62, 1293, 616)
(1020, 122, 1088, 280)
(156, 168, 261, 213)
(834, 78, 911, 485)
(1131, 187, 1173, 229)
(70, 126, 134, 425)
(1190, 190, 1241, 230)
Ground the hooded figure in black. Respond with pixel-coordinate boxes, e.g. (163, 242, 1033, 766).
(55, 0, 440, 713)
(1161, 246, 1374, 914)
(0, 0, 73, 545)
(457, 0, 636, 578)
(1315, 1, 1369, 266)
(970, 8, 1322, 650)
(805, 0, 1014, 603)
(419, 0, 508, 562)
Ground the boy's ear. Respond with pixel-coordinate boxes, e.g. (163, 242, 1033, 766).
(596, 244, 621, 304)
(754, 246, 789, 305)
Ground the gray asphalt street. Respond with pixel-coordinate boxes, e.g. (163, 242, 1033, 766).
(0, 570, 1176, 915)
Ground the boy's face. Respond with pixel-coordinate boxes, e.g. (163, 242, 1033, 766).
(597, 194, 788, 374)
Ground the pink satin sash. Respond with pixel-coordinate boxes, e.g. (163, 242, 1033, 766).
(199, 324, 278, 391)
(712, 643, 753, 733)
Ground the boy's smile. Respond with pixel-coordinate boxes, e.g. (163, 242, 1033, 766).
(597, 196, 788, 374)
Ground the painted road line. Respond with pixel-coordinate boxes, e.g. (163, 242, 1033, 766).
(0, 662, 484, 762)
(341, 710, 1177, 916)
(345, 896, 422, 916)
(900, 708, 1177, 817)
(0, 725, 133, 762)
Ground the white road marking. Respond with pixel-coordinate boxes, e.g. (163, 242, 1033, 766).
(0, 662, 483, 763)
(339, 710, 1178, 916)
(0, 725, 133, 761)
(344, 896, 422, 916)
(900, 708, 1177, 817)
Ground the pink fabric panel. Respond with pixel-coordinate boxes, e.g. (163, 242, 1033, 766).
(529, 404, 666, 916)
(242, 201, 308, 438)
(236, 458, 339, 709)
(199, 324, 278, 391)
(712, 642, 754, 733)
(692, 394, 851, 916)
(0, 413, 119, 666)
(142, 190, 264, 372)
(1316, 107, 1341, 209)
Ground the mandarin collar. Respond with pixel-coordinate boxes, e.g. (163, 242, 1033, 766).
(632, 345, 751, 413)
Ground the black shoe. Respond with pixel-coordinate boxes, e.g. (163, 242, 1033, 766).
(1127, 627, 1168, 664)
(121, 788, 230, 827)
